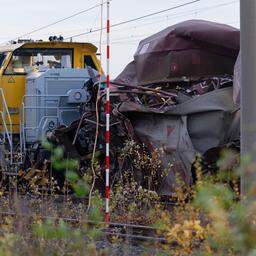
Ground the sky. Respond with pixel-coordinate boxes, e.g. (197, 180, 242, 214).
(0, 0, 240, 77)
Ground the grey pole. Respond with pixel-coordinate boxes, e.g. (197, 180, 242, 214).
(240, 0, 256, 196)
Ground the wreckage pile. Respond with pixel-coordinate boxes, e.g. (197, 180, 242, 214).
(110, 20, 240, 195)
(19, 20, 240, 197)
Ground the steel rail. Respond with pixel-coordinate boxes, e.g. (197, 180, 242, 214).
(0, 211, 168, 242)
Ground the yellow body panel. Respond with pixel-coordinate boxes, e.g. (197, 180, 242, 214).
(1, 75, 25, 133)
(0, 41, 102, 134)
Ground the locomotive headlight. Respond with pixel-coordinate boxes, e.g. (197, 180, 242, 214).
(74, 92, 82, 101)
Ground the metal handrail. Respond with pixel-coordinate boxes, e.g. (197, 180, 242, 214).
(19, 103, 26, 159)
(0, 88, 12, 136)
(19, 103, 25, 162)
(0, 88, 13, 164)
(0, 111, 12, 154)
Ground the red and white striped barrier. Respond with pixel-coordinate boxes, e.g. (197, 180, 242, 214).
(105, 0, 110, 223)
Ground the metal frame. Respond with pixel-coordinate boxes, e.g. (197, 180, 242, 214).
(0, 88, 13, 164)
(20, 94, 81, 159)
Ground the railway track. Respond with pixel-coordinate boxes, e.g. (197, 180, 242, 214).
(0, 210, 167, 243)
(0, 192, 178, 243)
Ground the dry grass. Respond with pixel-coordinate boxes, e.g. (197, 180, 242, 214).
(0, 142, 254, 256)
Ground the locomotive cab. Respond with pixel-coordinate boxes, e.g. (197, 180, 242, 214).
(0, 41, 102, 134)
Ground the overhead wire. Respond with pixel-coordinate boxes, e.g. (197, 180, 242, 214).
(1, 0, 239, 45)
(65, 0, 200, 40)
(38, 0, 239, 41)
(82, 0, 239, 46)
(119, 1, 238, 30)
(102, 0, 239, 34)
(1, 1, 109, 44)
(6, 0, 238, 43)
(64, 0, 239, 41)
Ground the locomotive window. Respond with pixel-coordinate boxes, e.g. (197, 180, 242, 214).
(0, 52, 7, 68)
(84, 55, 97, 70)
(5, 48, 73, 75)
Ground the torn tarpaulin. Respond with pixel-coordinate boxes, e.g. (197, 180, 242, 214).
(115, 20, 240, 86)
(115, 86, 238, 195)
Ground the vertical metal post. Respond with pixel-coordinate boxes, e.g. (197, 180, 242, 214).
(240, 0, 256, 196)
(105, 0, 110, 222)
